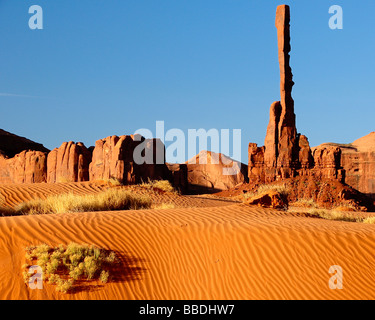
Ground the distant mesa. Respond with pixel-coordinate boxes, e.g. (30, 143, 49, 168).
(185, 150, 248, 194)
(313, 132, 375, 200)
(0, 129, 49, 158)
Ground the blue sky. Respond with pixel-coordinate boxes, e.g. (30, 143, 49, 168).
(0, 0, 374, 164)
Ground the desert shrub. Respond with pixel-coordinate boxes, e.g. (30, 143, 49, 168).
(152, 203, 175, 210)
(291, 198, 319, 209)
(99, 270, 109, 283)
(308, 209, 359, 223)
(362, 217, 375, 224)
(243, 183, 290, 202)
(333, 202, 358, 212)
(15, 188, 151, 215)
(56, 278, 74, 294)
(23, 242, 117, 293)
(140, 179, 175, 193)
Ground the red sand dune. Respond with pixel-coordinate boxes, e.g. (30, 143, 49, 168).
(0, 182, 375, 300)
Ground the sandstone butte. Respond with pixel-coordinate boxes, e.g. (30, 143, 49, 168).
(0, 5, 374, 203)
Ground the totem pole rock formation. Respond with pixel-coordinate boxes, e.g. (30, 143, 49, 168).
(274, 5, 297, 173)
(248, 5, 344, 184)
(264, 5, 298, 180)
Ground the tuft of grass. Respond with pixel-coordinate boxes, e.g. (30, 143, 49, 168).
(105, 177, 123, 186)
(362, 217, 375, 224)
(99, 270, 109, 283)
(15, 188, 152, 215)
(152, 203, 175, 210)
(333, 203, 358, 212)
(291, 198, 319, 209)
(243, 183, 290, 202)
(23, 242, 117, 293)
(308, 209, 359, 223)
(140, 179, 175, 193)
(56, 278, 74, 294)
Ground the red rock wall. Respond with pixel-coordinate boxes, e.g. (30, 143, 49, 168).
(341, 151, 375, 200)
(186, 151, 248, 194)
(0, 135, 173, 186)
(0, 150, 47, 183)
(89, 135, 140, 184)
(47, 141, 92, 183)
(89, 135, 169, 184)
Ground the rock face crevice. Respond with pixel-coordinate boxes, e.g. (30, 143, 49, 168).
(47, 141, 92, 183)
(89, 135, 169, 185)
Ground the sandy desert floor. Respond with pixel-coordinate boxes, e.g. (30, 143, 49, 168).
(0, 182, 375, 300)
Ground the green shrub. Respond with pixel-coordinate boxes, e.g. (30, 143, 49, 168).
(23, 242, 117, 293)
(100, 270, 109, 283)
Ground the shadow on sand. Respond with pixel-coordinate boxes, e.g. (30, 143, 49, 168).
(68, 251, 147, 294)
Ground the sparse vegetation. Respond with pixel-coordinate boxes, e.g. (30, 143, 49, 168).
(105, 177, 123, 186)
(22, 242, 117, 293)
(153, 203, 175, 210)
(308, 209, 359, 223)
(15, 188, 152, 215)
(140, 179, 175, 193)
(362, 217, 375, 224)
(291, 198, 319, 209)
(243, 183, 290, 201)
(333, 202, 358, 212)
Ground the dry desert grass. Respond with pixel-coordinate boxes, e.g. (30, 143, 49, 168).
(242, 183, 290, 202)
(140, 179, 176, 193)
(15, 188, 152, 215)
